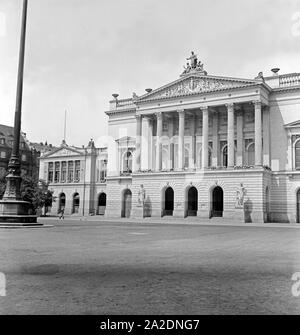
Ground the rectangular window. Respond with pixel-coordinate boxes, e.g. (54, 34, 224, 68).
(0, 151, 6, 159)
(100, 160, 107, 183)
(74, 160, 81, 182)
(21, 154, 26, 162)
(185, 118, 190, 131)
(61, 161, 67, 182)
(54, 162, 60, 183)
(68, 161, 74, 182)
(296, 147, 300, 170)
(48, 162, 54, 183)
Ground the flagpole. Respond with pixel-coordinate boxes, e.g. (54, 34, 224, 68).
(64, 110, 67, 142)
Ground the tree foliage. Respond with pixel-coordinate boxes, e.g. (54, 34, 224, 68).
(0, 174, 55, 215)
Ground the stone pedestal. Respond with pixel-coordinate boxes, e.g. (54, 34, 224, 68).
(0, 199, 39, 226)
(131, 206, 144, 219)
(223, 209, 245, 222)
(173, 209, 185, 218)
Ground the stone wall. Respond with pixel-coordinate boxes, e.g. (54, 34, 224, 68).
(105, 169, 269, 223)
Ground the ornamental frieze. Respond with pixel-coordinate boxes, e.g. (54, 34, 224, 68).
(144, 77, 253, 100)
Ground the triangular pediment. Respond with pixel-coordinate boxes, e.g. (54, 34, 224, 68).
(137, 74, 258, 102)
(42, 146, 83, 158)
(116, 136, 135, 143)
(285, 120, 300, 128)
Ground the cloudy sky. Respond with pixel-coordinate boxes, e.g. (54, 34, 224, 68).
(0, 0, 300, 147)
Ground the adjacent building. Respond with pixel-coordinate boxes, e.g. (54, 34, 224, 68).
(39, 140, 108, 216)
(0, 124, 40, 179)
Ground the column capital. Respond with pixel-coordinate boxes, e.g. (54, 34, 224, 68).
(155, 111, 162, 120)
(135, 114, 142, 121)
(252, 100, 262, 108)
(225, 103, 234, 111)
(200, 106, 208, 112)
(177, 110, 185, 117)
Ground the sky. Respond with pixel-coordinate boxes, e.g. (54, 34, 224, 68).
(0, 0, 300, 147)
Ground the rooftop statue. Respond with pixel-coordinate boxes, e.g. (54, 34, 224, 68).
(183, 62, 192, 74)
(187, 51, 198, 69)
(181, 52, 207, 76)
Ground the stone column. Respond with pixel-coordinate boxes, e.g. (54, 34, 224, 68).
(236, 109, 244, 166)
(201, 106, 209, 168)
(147, 118, 153, 170)
(212, 111, 219, 167)
(227, 103, 235, 167)
(263, 106, 270, 167)
(135, 115, 142, 172)
(190, 114, 196, 169)
(155, 112, 162, 171)
(178, 110, 185, 170)
(254, 101, 262, 166)
(168, 116, 174, 170)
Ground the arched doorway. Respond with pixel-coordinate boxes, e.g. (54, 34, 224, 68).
(297, 189, 300, 223)
(187, 187, 198, 216)
(164, 187, 174, 216)
(122, 189, 132, 218)
(211, 186, 224, 217)
(98, 193, 106, 215)
(58, 193, 66, 213)
(72, 193, 80, 214)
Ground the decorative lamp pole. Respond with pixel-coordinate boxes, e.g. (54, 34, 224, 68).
(0, 0, 38, 225)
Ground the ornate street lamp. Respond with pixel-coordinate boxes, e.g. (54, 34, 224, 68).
(0, 0, 39, 226)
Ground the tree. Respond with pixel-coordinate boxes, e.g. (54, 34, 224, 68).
(0, 175, 55, 215)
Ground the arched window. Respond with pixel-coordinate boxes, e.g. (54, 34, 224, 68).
(123, 151, 133, 173)
(246, 143, 255, 166)
(295, 140, 300, 170)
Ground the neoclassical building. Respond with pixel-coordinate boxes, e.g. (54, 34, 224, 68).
(104, 55, 300, 223)
(39, 140, 107, 216)
(39, 54, 300, 223)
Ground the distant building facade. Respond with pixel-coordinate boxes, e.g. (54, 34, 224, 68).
(0, 124, 40, 179)
(39, 140, 108, 216)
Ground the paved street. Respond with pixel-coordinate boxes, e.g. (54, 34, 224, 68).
(1, 219, 300, 315)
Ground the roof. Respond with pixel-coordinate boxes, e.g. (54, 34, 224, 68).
(0, 124, 29, 149)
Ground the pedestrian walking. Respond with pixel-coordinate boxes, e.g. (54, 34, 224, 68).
(59, 208, 65, 220)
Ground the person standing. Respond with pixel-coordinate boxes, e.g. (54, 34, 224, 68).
(59, 208, 65, 220)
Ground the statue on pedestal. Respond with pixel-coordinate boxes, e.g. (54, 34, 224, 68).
(181, 51, 207, 76)
(137, 184, 146, 207)
(182, 62, 191, 74)
(235, 183, 246, 209)
(187, 51, 198, 69)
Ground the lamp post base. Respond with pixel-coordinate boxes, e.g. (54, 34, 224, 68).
(0, 199, 39, 226)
